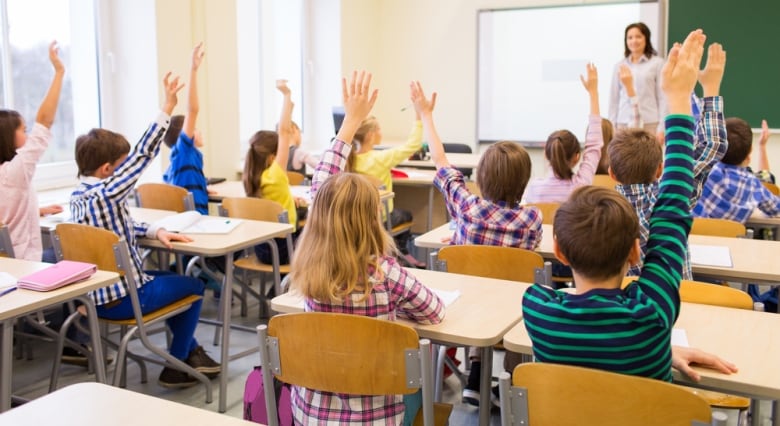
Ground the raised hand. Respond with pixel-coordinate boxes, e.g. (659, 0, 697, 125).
(698, 42, 726, 97)
(760, 119, 770, 146)
(342, 70, 378, 121)
(580, 62, 598, 94)
(618, 64, 635, 97)
(162, 72, 185, 116)
(276, 79, 291, 97)
(410, 81, 437, 118)
(662, 29, 706, 114)
(48, 41, 65, 74)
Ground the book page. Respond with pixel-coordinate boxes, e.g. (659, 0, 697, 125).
(689, 244, 733, 268)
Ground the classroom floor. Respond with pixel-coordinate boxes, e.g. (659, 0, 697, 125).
(9, 289, 770, 426)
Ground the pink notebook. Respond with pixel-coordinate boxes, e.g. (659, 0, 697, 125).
(17, 260, 97, 292)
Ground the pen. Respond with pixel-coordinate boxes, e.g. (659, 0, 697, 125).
(400, 103, 412, 112)
(0, 287, 17, 297)
(225, 220, 231, 224)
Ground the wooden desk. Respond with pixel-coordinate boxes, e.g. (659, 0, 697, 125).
(271, 268, 527, 426)
(400, 153, 482, 169)
(0, 382, 256, 425)
(0, 258, 119, 412)
(746, 213, 780, 241)
(207, 180, 393, 203)
(416, 223, 780, 284)
(392, 169, 449, 233)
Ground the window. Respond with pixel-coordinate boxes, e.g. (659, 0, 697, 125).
(0, 0, 100, 188)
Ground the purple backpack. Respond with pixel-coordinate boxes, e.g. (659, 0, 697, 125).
(244, 366, 293, 425)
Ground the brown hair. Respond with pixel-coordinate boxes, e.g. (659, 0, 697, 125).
(163, 115, 184, 148)
(243, 130, 278, 197)
(0, 110, 22, 164)
(596, 118, 614, 175)
(476, 141, 532, 205)
(554, 186, 639, 280)
(544, 130, 580, 180)
(722, 117, 753, 166)
(607, 129, 662, 184)
(289, 172, 395, 302)
(75, 128, 131, 177)
(624, 22, 657, 59)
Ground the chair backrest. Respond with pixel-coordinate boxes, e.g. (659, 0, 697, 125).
(135, 183, 194, 212)
(622, 277, 754, 310)
(763, 181, 780, 196)
(436, 245, 544, 283)
(220, 197, 288, 224)
(526, 202, 559, 225)
(442, 143, 474, 178)
(591, 174, 617, 188)
(285, 171, 305, 186)
(53, 223, 123, 274)
(258, 312, 435, 425)
(691, 218, 746, 238)
(0, 223, 15, 258)
(501, 363, 713, 426)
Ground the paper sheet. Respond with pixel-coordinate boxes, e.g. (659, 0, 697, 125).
(154, 211, 242, 234)
(0, 272, 17, 295)
(689, 244, 733, 268)
(433, 289, 461, 307)
(672, 328, 689, 347)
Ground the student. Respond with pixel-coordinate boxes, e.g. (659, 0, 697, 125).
(595, 118, 615, 175)
(0, 41, 64, 261)
(70, 73, 220, 388)
(288, 70, 444, 425)
(410, 80, 541, 405)
(611, 42, 728, 278)
(345, 105, 425, 268)
(694, 117, 780, 222)
(521, 29, 705, 380)
(524, 63, 603, 203)
(285, 121, 317, 175)
(163, 43, 209, 215)
(754, 120, 775, 184)
(242, 80, 305, 265)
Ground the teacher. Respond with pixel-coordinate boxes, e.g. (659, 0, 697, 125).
(608, 22, 665, 133)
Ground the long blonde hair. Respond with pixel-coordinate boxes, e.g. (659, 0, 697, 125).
(345, 116, 379, 172)
(290, 172, 395, 302)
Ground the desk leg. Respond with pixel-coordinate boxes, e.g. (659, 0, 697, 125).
(0, 320, 12, 412)
(218, 256, 235, 413)
(426, 186, 434, 232)
(268, 239, 282, 298)
(772, 400, 780, 426)
(478, 346, 493, 426)
(75, 296, 106, 384)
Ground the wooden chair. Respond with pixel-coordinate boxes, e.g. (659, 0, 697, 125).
(257, 312, 448, 426)
(50, 223, 210, 401)
(219, 197, 293, 318)
(763, 181, 780, 196)
(691, 218, 747, 238)
(591, 174, 618, 189)
(134, 183, 195, 212)
(526, 202, 559, 226)
(285, 170, 306, 186)
(499, 363, 725, 426)
(363, 174, 413, 237)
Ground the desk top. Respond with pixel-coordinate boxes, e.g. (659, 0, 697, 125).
(400, 153, 481, 169)
(271, 268, 526, 347)
(502, 302, 780, 399)
(0, 258, 118, 321)
(0, 382, 256, 426)
(207, 180, 393, 202)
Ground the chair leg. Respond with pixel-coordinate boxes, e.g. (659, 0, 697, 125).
(49, 310, 82, 392)
(240, 269, 248, 317)
(434, 345, 446, 402)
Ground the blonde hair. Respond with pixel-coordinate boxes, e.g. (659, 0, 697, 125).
(290, 173, 395, 302)
(345, 116, 380, 172)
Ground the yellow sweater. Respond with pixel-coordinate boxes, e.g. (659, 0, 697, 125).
(259, 161, 297, 230)
(354, 121, 422, 212)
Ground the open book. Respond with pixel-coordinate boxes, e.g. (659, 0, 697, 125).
(154, 211, 243, 234)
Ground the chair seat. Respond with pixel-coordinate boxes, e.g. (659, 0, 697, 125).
(101, 295, 203, 326)
(412, 402, 453, 426)
(234, 256, 291, 274)
(390, 221, 414, 237)
(681, 386, 750, 409)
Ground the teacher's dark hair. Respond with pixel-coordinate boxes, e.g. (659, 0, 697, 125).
(624, 22, 657, 59)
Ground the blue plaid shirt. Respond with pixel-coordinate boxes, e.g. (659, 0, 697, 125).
(617, 96, 727, 278)
(694, 163, 780, 223)
(70, 113, 169, 305)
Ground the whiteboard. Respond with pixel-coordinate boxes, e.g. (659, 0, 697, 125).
(477, 1, 663, 146)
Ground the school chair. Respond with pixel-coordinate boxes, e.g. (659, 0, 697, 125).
(134, 183, 196, 273)
(526, 202, 559, 226)
(256, 312, 449, 426)
(362, 174, 414, 237)
(49, 223, 211, 402)
(443, 142, 474, 179)
(498, 363, 727, 426)
(591, 174, 618, 189)
(219, 197, 293, 319)
(690, 218, 748, 238)
(762, 181, 780, 196)
(285, 170, 305, 186)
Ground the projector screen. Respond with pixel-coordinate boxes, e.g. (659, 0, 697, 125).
(477, 1, 662, 146)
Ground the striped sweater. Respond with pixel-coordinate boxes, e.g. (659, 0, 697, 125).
(521, 115, 695, 381)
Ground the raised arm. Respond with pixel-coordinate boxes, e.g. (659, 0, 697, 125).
(181, 42, 204, 138)
(692, 43, 727, 201)
(410, 81, 448, 169)
(618, 64, 641, 128)
(274, 79, 294, 169)
(574, 63, 603, 184)
(36, 41, 65, 129)
(757, 119, 771, 171)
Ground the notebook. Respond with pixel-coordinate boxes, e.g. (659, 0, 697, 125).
(154, 211, 242, 234)
(17, 260, 97, 292)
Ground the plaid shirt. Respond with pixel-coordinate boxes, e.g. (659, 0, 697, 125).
(70, 113, 169, 305)
(618, 96, 727, 278)
(434, 166, 542, 249)
(296, 138, 444, 425)
(694, 163, 780, 223)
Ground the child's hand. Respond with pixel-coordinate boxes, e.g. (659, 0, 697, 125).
(48, 41, 65, 74)
(698, 43, 726, 97)
(579, 62, 598, 94)
(191, 42, 205, 71)
(294, 197, 308, 208)
(410, 81, 437, 118)
(341, 71, 378, 123)
(156, 229, 193, 249)
(39, 204, 63, 216)
(161, 72, 185, 115)
(618, 64, 635, 96)
(671, 346, 738, 382)
(760, 119, 770, 146)
(662, 29, 706, 115)
(276, 79, 291, 96)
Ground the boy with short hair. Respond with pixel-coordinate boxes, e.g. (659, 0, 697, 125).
(70, 72, 220, 388)
(694, 117, 780, 221)
(609, 42, 728, 278)
(522, 30, 703, 381)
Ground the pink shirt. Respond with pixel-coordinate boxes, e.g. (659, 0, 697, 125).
(524, 115, 604, 203)
(0, 123, 51, 260)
